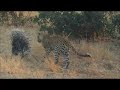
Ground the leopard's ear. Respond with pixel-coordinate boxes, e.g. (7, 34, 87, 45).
(38, 30, 45, 35)
(44, 30, 48, 35)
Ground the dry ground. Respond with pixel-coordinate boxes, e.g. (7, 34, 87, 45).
(0, 26, 120, 79)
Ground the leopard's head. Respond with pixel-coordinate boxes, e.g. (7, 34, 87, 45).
(37, 30, 48, 43)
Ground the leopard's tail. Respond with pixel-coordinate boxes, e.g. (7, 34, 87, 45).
(69, 43, 91, 57)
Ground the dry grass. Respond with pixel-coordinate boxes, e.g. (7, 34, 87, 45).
(0, 26, 120, 79)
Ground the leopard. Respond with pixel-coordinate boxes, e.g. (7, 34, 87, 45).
(37, 31, 91, 69)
